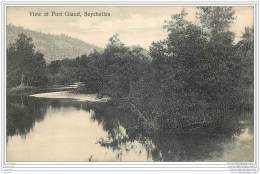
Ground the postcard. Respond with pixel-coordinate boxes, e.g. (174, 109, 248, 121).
(1, 1, 258, 173)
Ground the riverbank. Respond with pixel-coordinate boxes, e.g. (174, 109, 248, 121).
(7, 82, 84, 96)
(7, 82, 254, 135)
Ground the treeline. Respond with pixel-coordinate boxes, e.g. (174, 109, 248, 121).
(7, 7, 254, 132)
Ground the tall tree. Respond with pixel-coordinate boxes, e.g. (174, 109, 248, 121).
(235, 27, 254, 108)
(150, 10, 209, 128)
(7, 33, 47, 89)
(196, 7, 235, 36)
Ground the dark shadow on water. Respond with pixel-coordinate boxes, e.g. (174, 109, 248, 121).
(7, 95, 94, 138)
(88, 102, 254, 162)
(6, 94, 253, 162)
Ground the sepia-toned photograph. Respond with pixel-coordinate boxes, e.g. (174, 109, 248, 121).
(5, 5, 254, 163)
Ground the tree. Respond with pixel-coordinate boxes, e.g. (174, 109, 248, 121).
(7, 33, 47, 89)
(31, 52, 47, 86)
(196, 7, 235, 36)
(149, 10, 209, 129)
(197, 7, 242, 105)
(148, 7, 245, 130)
(93, 35, 150, 98)
(236, 27, 254, 85)
(235, 27, 254, 108)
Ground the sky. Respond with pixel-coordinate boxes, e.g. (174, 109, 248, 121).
(6, 6, 254, 49)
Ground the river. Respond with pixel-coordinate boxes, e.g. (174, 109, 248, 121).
(6, 85, 254, 162)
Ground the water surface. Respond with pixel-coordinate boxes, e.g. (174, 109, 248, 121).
(6, 90, 254, 162)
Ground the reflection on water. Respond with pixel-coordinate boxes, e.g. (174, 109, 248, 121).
(7, 95, 151, 162)
(207, 127, 254, 162)
(6, 91, 254, 162)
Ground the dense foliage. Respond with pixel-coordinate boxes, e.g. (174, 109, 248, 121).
(7, 7, 254, 134)
(7, 33, 47, 88)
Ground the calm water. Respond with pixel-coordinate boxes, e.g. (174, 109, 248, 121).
(6, 90, 254, 162)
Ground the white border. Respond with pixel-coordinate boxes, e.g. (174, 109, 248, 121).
(0, 0, 259, 172)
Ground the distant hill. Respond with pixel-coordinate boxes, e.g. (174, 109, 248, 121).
(6, 24, 102, 63)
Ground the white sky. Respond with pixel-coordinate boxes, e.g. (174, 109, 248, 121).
(7, 6, 254, 48)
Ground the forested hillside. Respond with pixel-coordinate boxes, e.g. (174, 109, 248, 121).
(6, 24, 102, 62)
